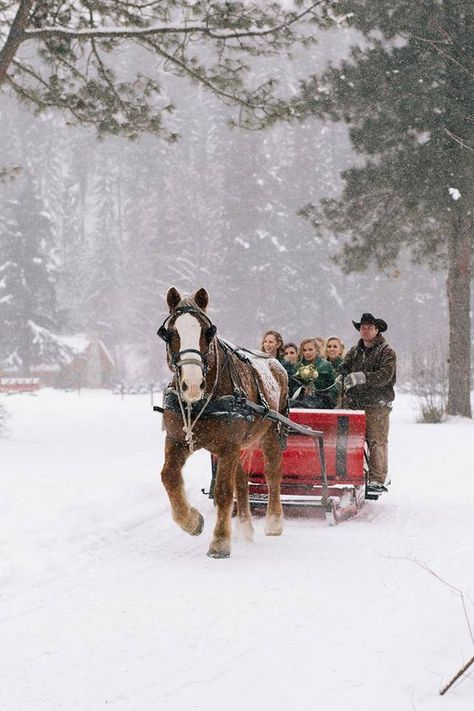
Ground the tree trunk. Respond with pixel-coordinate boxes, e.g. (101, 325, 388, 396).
(0, 1, 33, 84)
(446, 219, 472, 417)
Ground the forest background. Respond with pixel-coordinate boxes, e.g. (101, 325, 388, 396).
(0, 2, 457, 390)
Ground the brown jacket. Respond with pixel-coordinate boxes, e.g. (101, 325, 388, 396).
(340, 334, 396, 408)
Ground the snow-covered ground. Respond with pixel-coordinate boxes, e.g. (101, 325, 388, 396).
(1, 389, 473, 711)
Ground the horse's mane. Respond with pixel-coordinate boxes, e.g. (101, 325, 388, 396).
(176, 295, 195, 309)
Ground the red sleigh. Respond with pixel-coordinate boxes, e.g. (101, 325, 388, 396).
(240, 408, 368, 524)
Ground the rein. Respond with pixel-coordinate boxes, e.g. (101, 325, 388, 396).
(174, 341, 221, 453)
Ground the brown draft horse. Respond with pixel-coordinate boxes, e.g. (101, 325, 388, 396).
(158, 287, 288, 558)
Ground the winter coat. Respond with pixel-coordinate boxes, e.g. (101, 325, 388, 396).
(339, 334, 396, 409)
(327, 356, 344, 405)
(328, 356, 344, 372)
(289, 356, 337, 409)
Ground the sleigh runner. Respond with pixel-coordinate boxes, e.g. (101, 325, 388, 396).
(207, 407, 373, 525)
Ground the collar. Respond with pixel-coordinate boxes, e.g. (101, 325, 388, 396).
(358, 334, 385, 351)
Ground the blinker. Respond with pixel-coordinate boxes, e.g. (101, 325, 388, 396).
(157, 325, 171, 342)
(205, 325, 217, 343)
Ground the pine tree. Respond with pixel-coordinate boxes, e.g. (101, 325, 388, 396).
(0, 173, 60, 373)
(0, 1, 329, 139)
(290, 0, 474, 416)
(83, 147, 123, 345)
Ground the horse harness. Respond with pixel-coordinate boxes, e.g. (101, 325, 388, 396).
(157, 304, 217, 375)
(156, 307, 277, 452)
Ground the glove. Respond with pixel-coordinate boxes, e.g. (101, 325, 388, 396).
(344, 372, 366, 390)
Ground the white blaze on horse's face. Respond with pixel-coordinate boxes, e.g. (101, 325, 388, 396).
(175, 313, 206, 402)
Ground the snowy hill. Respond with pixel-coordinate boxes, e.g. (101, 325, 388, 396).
(1, 389, 473, 710)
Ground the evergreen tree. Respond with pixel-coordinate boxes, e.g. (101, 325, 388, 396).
(0, 173, 60, 372)
(0, 1, 329, 139)
(289, 0, 474, 416)
(83, 148, 123, 345)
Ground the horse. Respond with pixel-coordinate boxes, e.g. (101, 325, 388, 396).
(157, 287, 289, 558)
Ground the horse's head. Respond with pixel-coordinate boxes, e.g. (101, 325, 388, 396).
(158, 287, 217, 403)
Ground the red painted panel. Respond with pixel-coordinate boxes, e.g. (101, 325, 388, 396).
(241, 408, 366, 487)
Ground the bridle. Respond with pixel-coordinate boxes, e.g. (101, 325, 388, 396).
(157, 304, 218, 453)
(157, 305, 217, 376)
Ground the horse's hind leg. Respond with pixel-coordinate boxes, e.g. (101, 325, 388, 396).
(161, 437, 204, 536)
(261, 428, 284, 536)
(208, 448, 239, 558)
(234, 461, 254, 543)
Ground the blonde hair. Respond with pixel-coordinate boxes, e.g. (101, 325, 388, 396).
(314, 336, 326, 352)
(324, 336, 346, 361)
(298, 337, 320, 360)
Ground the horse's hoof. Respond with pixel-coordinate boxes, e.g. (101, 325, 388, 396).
(190, 511, 205, 536)
(234, 518, 254, 543)
(265, 515, 283, 536)
(207, 549, 230, 559)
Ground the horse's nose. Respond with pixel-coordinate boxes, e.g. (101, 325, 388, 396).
(182, 380, 204, 401)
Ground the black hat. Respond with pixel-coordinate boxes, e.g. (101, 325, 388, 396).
(352, 313, 387, 332)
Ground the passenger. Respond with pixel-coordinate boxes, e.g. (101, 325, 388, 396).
(282, 342, 300, 398)
(340, 313, 396, 492)
(290, 338, 337, 409)
(260, 330, 284, 360)
(283, 343, 298, 365)
(325, 336, 346, 371)
(324, 336, 346, 407)
(314, 336, 326, 355)
(260, 330, 294, 384)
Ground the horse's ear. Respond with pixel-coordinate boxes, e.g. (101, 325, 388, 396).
(167, 287, 181, 312)
(194, 288, 209, 311)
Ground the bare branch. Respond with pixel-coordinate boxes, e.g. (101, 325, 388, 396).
(440, 655, 474, 695)
(386, 555, 474, 695)
(444, 128, 474, 153)
(405, 32, 474, 79)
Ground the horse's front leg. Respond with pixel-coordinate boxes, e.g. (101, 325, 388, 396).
(261, 428, 284, 536)
(208, 448, 239, 558)
(234, 461, 254, 543)
(161, 437, 204, 536)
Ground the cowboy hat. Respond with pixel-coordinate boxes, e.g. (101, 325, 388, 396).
(352, 312, 388, 332)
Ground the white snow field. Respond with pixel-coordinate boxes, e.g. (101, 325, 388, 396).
(1, 389, 473, 711)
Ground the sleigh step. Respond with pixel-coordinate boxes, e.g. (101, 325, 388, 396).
(365, 482, 388, 500)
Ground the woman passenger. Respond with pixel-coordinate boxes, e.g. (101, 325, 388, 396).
(283, 342, 298, 365)
(314, 336, 326, 355)
(290, 338, 336, 409)
(260, 330, 284, 360)
(324, 336, 346, 372)
(261, 330, 295, 387)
